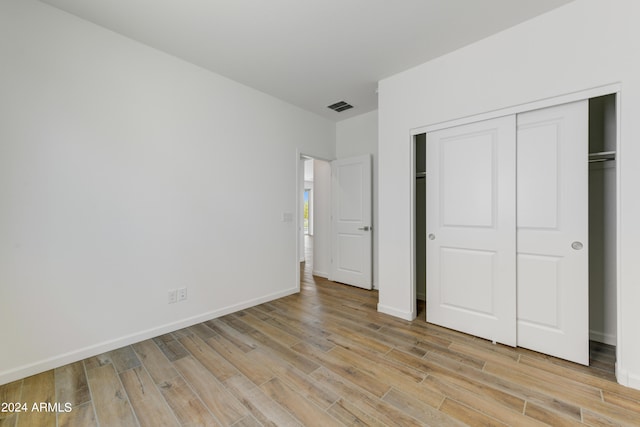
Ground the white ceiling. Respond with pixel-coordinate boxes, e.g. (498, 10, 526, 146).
(39, 0, 573, 121)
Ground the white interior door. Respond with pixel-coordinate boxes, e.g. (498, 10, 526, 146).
(516, 100, 589, 365)
(330, 155, 372, 289)
(426, 116, 517, 346)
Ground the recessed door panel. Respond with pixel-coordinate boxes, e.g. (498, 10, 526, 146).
(517, 123, 559, 230)
(427, 115, 516, 346)
(337, 164, 364, 221)
(517, 100, 589, 365)
(441, 133, 494, 228)
(336, 233, 362, 273)
(440, 247, 496, 316)
(517, 254, 561, 329)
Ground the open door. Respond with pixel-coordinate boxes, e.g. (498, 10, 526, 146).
(516, 100, 589, 365)
(426, 116, 517, 346)
(330, 155, 372, 289)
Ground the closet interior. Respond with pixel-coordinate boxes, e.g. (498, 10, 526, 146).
(414, 93, 617, 364)
(588, 94, 617, 347)
(415, 133, 426, 302)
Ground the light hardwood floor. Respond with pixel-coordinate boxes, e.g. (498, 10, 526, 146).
(1, 237, 638, 426)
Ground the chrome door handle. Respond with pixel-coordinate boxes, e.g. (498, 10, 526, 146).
(358, 226, 370, 231)
(571, 241, 583, 250)
(428, 233, 435, 240)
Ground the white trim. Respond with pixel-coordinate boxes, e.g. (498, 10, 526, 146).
(616, 363, 626, 386)
(616, 363, 625, 386)
(0, 287, 298, 386)
(630, 373, 640, 391)
(411, 83, 621, 136)
(296, 150, 303, 287)
(589, 330, 616, 346)
(378, 303, 415, 321)
(614, 90, 623, 386)
(615, 365, 640, 391)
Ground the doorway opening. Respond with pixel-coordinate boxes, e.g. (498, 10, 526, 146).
(298, 154, 332, 280)
(414, 133, 427, 312)
(588, 94, 617, 373)
(297, 153, 373, 291)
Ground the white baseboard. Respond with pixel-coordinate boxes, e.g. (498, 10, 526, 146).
(631, 372, 640, 390)
(312, 270, 329, 278)
(0, 287, 298, 386)
(377, 303, 415, 321)
(589, 329, 616, 346)
(615, 364, 640, 391)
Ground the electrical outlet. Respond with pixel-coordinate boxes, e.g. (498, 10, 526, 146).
(178, 287, 187, 302)
(168, 289, 177, 304)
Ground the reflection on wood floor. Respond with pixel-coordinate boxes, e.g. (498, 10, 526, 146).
(1, 236, 635, 426)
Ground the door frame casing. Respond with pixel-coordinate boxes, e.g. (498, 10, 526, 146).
(408, 83, 621, 370)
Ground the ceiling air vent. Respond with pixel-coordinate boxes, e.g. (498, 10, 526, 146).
(327, 101, 354, 112)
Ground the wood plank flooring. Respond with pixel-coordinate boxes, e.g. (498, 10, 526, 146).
(1, 238, 637, 426)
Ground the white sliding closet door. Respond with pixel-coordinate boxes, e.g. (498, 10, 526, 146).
(426, 116, 517, 346)
(516, 100, 589, 365)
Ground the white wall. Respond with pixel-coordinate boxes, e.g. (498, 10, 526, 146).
(312, 160, 332, 278)
(378, 0, 640, 389)
(336, 110, 379, 288)
(0, 0, 335, 385)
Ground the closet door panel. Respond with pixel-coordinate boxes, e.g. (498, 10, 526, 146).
(517, 124, 559, 229)
(517, 254, 561, 328)
(516, 100, 589, 365)
(441, 135, 494, 227)
(426, 115, 516, 346)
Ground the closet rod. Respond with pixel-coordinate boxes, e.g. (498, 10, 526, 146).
(588, 150, 616, 163)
